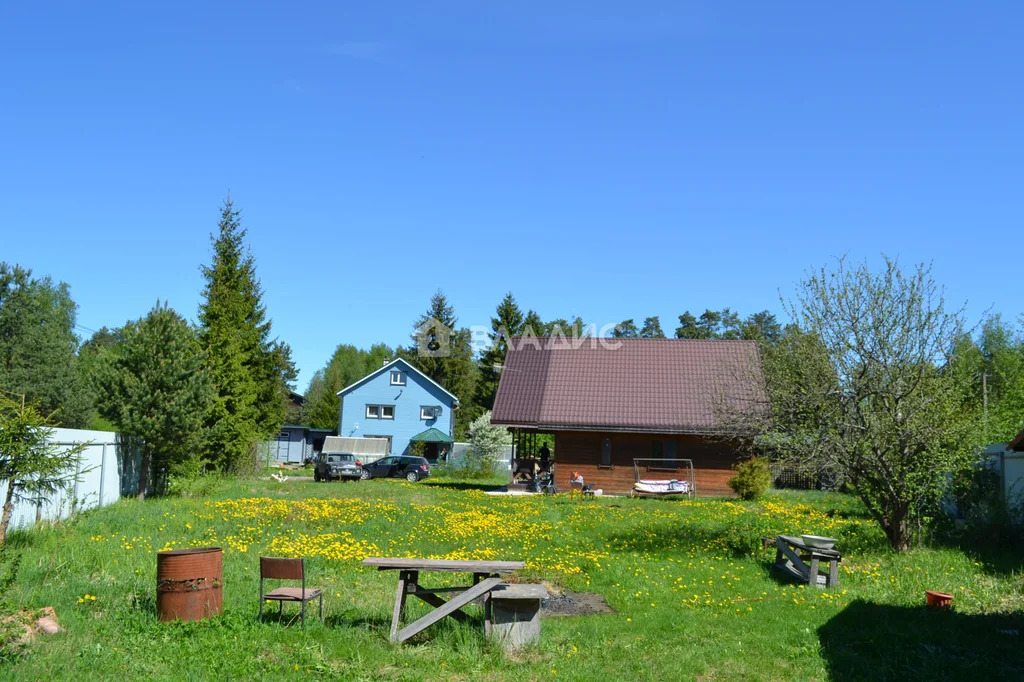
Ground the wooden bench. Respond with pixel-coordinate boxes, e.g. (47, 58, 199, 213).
(488, 583, 548, 649)
(764, 535, 842, 589)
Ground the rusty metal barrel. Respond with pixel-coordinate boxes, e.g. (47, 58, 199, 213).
(156, 547, 223, 622)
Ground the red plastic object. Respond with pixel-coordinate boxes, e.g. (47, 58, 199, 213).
(925, 590, 953, 609)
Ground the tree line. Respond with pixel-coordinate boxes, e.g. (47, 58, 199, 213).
(1, 199, 296, 501)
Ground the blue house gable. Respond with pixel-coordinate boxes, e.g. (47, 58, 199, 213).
(337, 358, 458, 458)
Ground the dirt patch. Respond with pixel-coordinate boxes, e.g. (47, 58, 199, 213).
(540, 583, 615, 617)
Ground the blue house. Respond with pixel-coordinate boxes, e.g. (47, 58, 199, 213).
(337, 358, 459, 460)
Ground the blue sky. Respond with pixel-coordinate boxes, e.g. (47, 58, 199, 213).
(2, 2, 1021, 389)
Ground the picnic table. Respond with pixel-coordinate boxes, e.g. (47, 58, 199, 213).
(765, 535, 842, 588)
(361, 557, 525, 643)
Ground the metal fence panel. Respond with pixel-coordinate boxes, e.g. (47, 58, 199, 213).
(0, 427, 127, 532)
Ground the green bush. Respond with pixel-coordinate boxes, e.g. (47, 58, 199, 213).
(166, 457, 227, 498)
(728, 457, 773, 500)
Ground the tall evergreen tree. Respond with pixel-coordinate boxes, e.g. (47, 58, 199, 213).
(522, 310, 545, 338)
(741, 310, 783, 343)
(675, 310, 705, 339)
(0, 263, 90, 427)
(639, 316, 665, 338)
(546, 316, 588, 338)
(198, 199, 295, 471)
(475, 292, 524, 411)
(94, 302, 212, 500)
(78, 325, 130, 430)
(612, 319, 639, 338)
(401, 290, 477, 436)
(719, 308, 742, 339)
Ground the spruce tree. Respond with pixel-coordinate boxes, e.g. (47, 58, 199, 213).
(522, 310, 545, 337)
(402, 290, 477, 436)
(198, 199, 294, 471)
(475, 292, 524, 410)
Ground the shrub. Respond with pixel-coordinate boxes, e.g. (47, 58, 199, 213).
(166, 456, 226, 498)
(729, 457, 772, 500)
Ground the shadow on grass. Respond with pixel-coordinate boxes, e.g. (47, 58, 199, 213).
(421, 481, 504, 493)
(933, 525, 1024, 577)
(818, 600, 1024, 681)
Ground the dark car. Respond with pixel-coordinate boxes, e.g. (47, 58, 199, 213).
(360, 455, 431, 482)
(314, 453, 363, 482)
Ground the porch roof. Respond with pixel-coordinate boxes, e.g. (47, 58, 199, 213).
(409, 427, 454, 444)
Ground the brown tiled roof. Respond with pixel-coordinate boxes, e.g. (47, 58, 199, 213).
(491, 338, 767, 434)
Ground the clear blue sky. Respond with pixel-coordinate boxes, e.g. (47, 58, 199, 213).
(3, 2, 1021, 389)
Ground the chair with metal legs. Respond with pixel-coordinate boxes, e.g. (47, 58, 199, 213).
(258, 557, 323, 630)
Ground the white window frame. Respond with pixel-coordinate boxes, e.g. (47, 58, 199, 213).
(365, 405, 380, 419)
(420, 405, 440, 420)
(390, 370, 405, 386)
(380, 405, 395, 420)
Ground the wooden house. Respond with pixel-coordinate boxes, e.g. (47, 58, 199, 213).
(490, 338, 766, 496)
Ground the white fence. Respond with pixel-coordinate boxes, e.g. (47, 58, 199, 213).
(0, 427, 126, 533)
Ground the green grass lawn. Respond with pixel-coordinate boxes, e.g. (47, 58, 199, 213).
(1, 479, 1021, 680)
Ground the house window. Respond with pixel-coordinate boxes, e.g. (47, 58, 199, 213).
(390, 370, 405, 386)
(420, 406, 440, 420)
(366, 404, 395, 419)
(652, 439, 678, 466)
(601, 438, 612, 466)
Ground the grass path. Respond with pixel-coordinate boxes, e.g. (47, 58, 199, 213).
(1, 479, 1021, 680)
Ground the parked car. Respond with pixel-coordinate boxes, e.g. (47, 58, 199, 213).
(360, 455, 431, 482)
(314, 453, 363, 482)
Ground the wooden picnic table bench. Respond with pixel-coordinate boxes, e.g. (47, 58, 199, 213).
(362, 557, 526, 643)
(764, 535, 842, 589)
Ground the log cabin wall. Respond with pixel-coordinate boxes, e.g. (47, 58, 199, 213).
(552, 430, 740, 496)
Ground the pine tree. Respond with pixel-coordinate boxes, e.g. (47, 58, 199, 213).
(198, 199, 294, 471)
(94, 302, 212, 500)
(675, 311, 703, 339)
(612, 319, 639, 338)
(639, 316, 665, 338)
(475, 292, 524, 411)
(741, 310, 782, 343)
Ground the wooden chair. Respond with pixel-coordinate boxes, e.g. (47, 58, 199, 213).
(259, 557, 323, 630)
